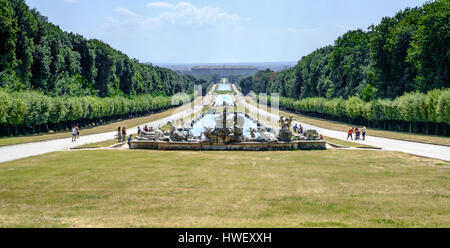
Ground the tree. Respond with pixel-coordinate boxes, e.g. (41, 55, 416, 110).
(11, 0, 37, 85)
(118, 58, 134, 95)
(407, 0, 450, 92)
(0, 0, 17, 73)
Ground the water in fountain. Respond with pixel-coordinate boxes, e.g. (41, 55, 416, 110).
(217, 83, 231, 91)
(190, 113, 260, 138)
(213, 95, 234, 106)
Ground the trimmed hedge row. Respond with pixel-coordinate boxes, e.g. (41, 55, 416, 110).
(271, 88, 450, 136)
(0, 89, 181, 136)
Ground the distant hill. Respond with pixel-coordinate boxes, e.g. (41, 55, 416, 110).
(154, 62, 297, 73)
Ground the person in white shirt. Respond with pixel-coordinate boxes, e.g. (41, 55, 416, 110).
(72, 127, 77, 142)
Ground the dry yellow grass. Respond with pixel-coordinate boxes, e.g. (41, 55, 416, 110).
(0, 149, 448, 227)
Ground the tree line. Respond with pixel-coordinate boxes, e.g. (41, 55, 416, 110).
(0, 0, 211, 137)
(240, 0, 449, 100)
(0, 0, 207, 97)
(272, 88, 449, 136)
(240, 0, 449, 135)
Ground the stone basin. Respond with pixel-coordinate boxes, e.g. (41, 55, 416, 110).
(130, 140, 327, 151)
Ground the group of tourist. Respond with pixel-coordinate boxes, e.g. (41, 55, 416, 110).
(71, 125, 80, 142)
(138, 125, 154, 135)
(292, 122, 367, 142)
(292, 124, 304, 134)
(347, 127, 367, 141)
(117, 126, 133, 146)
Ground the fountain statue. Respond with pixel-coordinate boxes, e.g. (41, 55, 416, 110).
(257, 127, 278, 143)
(202, 107, 246, 144)
(305, 129, 320, 140)
(167, 121, 186, 141)
(248, 128, 257, 139)
(277, 115, 294, 141)
(130, 83, 326, 151)
(136, 128, 170, 141)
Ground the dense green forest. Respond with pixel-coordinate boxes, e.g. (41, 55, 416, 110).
(240, 0, 449, 135)
(0, 0, 207, 136)
(0, 0, 207, 96)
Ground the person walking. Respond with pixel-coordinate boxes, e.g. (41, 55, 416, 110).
(293, 124, 298, 133)
(347, 128, 353, 140)
(75, 124, 80, 140)
(362, 126, 367, 141)
(137, 126, 141, 136)
(355, 128, 361, 140)
(122, 127, 127, 142)
(117, 126, 122, 142)
(72, 126, 77, 142)
(127, 134, 132, 147)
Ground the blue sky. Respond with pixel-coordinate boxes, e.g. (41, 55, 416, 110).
(25, 0, 428, 64)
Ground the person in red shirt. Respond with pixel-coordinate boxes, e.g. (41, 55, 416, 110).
(347, 128, 354, 140)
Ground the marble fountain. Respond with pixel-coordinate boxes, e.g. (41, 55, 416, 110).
(130, 84, 326, 151)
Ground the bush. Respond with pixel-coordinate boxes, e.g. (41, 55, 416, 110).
(437, 89, 450, 124)
(0, 90, 179, 130)
(0, 90, 12, 124)
(278, 88, 450, 125)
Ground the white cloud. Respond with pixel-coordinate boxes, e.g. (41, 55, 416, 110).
(134, 1, 239, 26)
(102, 2, 242, 34)
(115, 7, 139, 17)
(146, 2, 175, 8)
(157, 2, 240, 26)
(106, 17, 119, 24)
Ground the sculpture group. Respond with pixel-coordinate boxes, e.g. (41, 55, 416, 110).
(136, 107, 319, 145)
(131, 84, 325, 150)
(277, 116, 294, 141)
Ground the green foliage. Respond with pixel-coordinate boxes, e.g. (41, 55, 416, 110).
(0, 0, 201, 98)
(437, 89, 450, 124)
(331, 30, 371, 98)
(345, 97, 365, 119)
(0, 88, 179, 128)
(240, 0, 448, 101)
(276, 89, 450, 125)
(360, 84, 378, 102)
(406, 0, 450, 92)
(370, 7, 421, 98)
(0, 89, 11, 124)
(0, 0, 18, 73)
(11, 0, 37, 85)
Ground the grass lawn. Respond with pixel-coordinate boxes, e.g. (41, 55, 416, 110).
(0, 149, 448, 227)
(324, 136, 379, 149)
(0, 101, 198, 147)
(73, 139, 122, 149)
